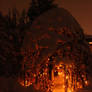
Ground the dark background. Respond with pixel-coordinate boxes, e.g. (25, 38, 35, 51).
(0, 0, 92, 35)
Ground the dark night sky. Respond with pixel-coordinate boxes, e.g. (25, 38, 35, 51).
(0, 0, 92, 35)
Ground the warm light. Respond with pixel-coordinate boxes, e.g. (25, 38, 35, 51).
(63, 85, 65, 88)
(57, 67, 60, 69)
(89, 42, 92, 44)
(51, 63, 88, 92)
(85, 81, 88, 86)
(79, 85, 82, 89)
(52, 67, 65, 92)
(77, 82, 82, 89)
(66, 76, 68, 79)
(19, 79, 32, 87)
(58, 72, 62, 75)
(18, 76, 34, 87)
(68, 90, 72, 92)
(18, 62, 88, 92)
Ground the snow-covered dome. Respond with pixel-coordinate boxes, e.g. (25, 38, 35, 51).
(19, 7, 90, 91)
(21, 7, 89, 65)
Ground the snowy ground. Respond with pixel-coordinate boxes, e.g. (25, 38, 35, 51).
(0, 75, 92, 92)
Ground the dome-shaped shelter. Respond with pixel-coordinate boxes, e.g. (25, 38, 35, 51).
(19, 7, 90, 92)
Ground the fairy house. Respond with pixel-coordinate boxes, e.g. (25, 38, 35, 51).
(18, 7, 91, 92)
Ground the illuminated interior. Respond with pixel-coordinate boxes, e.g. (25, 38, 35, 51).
(18, 61, 88, 92)
(52, 63, 88, 92)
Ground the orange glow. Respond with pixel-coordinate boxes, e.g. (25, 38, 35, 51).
(66, 76, 68, 79)
(58, 72, 63, 75)
(85, 81, 88, 86)
(52, 68, 65, 92)
(19, 79, 32, 87)
(89, 42, 92, 44)
(18, 62, 88, 92)
(68, 89, 72, 92)
(51, 64, 88, 92)
(18, 75, 35, 87)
